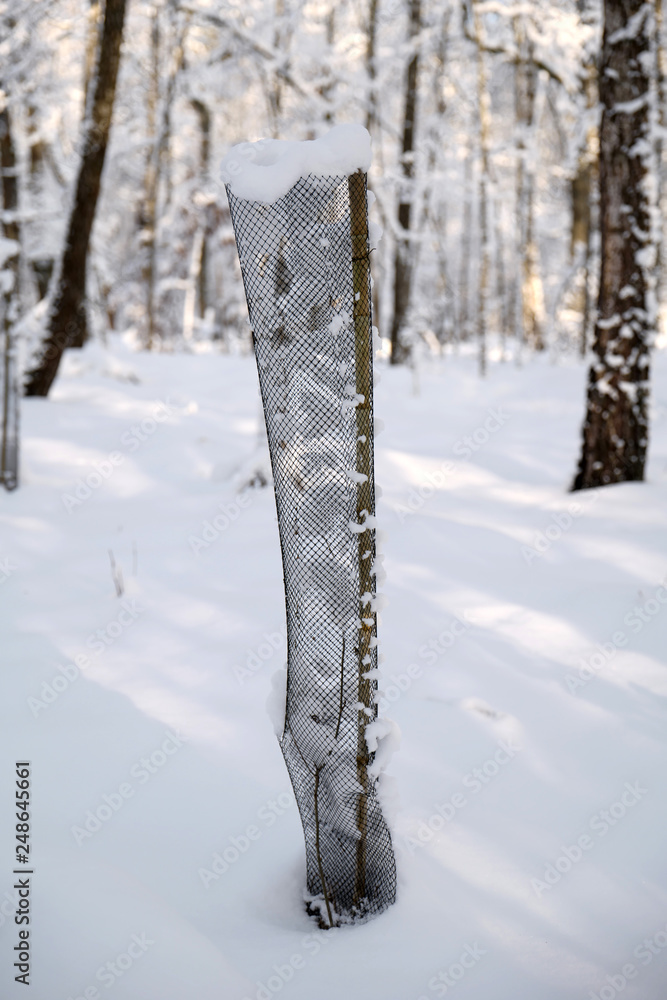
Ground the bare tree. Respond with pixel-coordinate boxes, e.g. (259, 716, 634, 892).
(572, 0, 655, 490)
(471, 0, 491, 376)
(389, 0, 421, 365)
(513, 14, 545, 353)
(1, 103, 20, 490)
(24, 0, 128, 396)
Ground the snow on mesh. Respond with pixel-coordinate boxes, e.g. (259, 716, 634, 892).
(221, 124, 372, 205)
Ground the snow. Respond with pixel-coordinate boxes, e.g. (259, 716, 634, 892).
(2, 338, 667, 998)
(220, 124, 372, 204)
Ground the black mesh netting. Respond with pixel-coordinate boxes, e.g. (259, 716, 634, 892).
(225, 171, 396, 926)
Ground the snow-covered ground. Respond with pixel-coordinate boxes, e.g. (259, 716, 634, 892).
(2, 339, 667, 1000)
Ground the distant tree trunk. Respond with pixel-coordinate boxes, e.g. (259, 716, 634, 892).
(366, 0, 381, 333)
(24, 0, 127, 396)
(83, 0, 102, 110)
(572, 0, 654, 490)
(319, 7, 336, 118)
(458, 138, 473, 345)
(418, 8, 451, 342)
(140, 5, 188, 348)
(141, 5, 160, 350)
(1, 104, 20, 489)
(190, 98, 211, 319)
(365, 0, 379, 134)
(513, 16, 545, 352)
(571, 13, 599, 357)
(390, 0, 421, 365)
(472, 0, 491, 377)
(494, 197, 508, 359)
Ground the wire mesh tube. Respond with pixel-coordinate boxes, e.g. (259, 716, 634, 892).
(225, 170, 396, 926)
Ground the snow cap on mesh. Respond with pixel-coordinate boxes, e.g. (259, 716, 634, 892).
(220, 124, 372, 205)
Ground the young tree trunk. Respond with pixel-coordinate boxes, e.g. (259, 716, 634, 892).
(572, 0, 654, 490)
(24, 0, 127, 395)
(389, 0, 421, 365)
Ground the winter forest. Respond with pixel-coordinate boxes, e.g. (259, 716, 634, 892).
(2, 0, 667, 997)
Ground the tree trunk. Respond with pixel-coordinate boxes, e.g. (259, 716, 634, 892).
(83, 0, 102, 110)
(190, 98, 211, 320)
(365, 0, 379, 135)
(571, 21, 599, 357)
(654, 0, 666, 306)
(24, 0, 127, 395)
(141, 4, 160, 350)
(389, 0, 421, 365)
(458, 138, 473, 346)
(513, 16, 545, 352)
(1, 104, 20, 490)
(140, 5, 188, 348)
(572, 0, 654, 490)
(472, 0, 491, 377)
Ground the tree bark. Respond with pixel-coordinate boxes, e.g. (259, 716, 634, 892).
(389, 0, 421, 365)
(572, 0, 654, 490)
(24, 0, 127, 395)
(472, 0, 491, 377)
(190, 98, 211, 320)
(140, 4, 160, 350)
(513, 16, 545, 352)
(654, 0, 666, 305)
(1, 104, 20, 489)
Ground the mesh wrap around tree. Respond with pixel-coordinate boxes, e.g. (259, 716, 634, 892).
(226, 170, 396, 926)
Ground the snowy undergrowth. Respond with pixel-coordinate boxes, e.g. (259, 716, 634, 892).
(1, 338, 667, 1000)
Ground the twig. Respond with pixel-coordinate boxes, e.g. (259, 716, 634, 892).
(108, 549, 124, 597)
(313, 766, 334, 929)
(334, 634, 346, 740)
